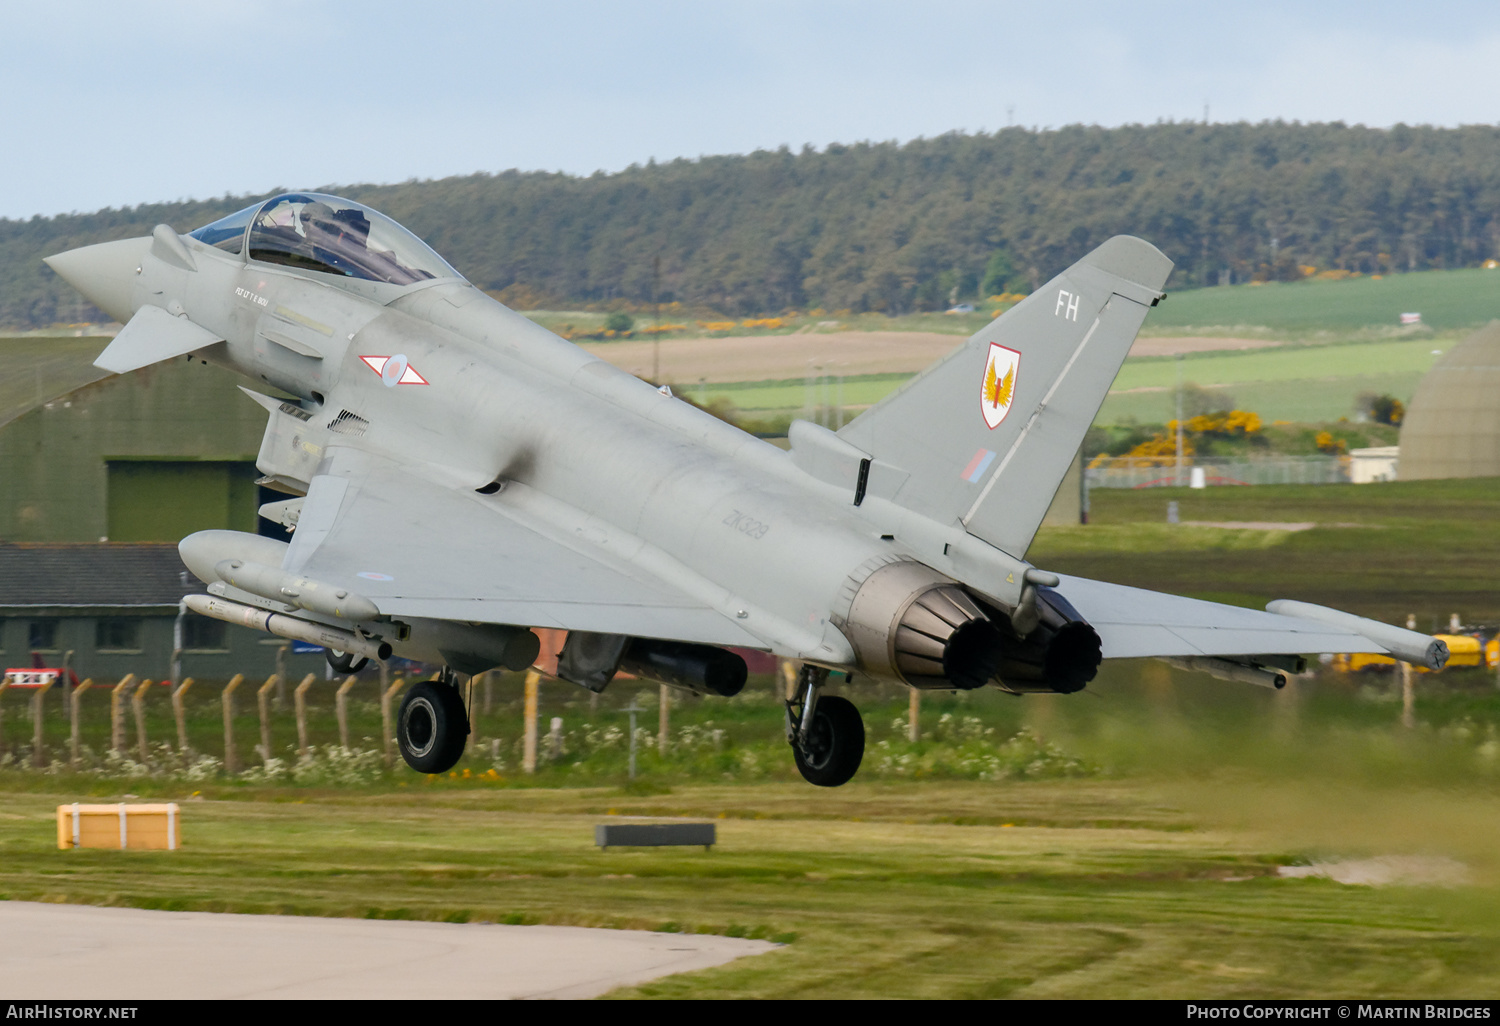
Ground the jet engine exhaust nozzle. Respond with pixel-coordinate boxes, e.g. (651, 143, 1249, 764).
(842, 562, 1004, 691)
(986, 586, 1103, 694)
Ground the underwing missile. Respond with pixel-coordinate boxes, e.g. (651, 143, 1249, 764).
(185, 594, 391, 661)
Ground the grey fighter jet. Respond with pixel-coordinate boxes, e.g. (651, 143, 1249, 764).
(45, 193, 1447, 786)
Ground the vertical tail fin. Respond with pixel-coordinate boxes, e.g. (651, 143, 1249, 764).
(837, 236, 1172, 556)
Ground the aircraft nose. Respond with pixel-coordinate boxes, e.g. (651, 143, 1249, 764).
(44, 236, 152, 325)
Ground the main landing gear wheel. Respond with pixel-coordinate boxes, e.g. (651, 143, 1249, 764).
(326, 648, 369, 674)
(792, 695, 865, 788)
(398, 679, 469, 774)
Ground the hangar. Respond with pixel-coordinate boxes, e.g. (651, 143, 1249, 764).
(1399, 321, 1500, 480)
(0, 341, 318, 678)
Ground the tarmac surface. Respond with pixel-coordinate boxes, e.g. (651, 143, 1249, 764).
(0, 901, 776, 999)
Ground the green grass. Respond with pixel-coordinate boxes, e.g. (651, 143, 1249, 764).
(1098, 371, 1426, 424)
(673, 322, 1460, 427)
(682, 372, 909, 413)
(1033, 476, 1500, 625)
(1149, 268, 1500, 334)
(1095, 336, 1452, 423)
(1111, 337, 1448, 395)
(4, 678, 1500, 999)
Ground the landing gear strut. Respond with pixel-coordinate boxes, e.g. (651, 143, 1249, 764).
(786, 665, 864, 787)
(397, 668, 469, 773)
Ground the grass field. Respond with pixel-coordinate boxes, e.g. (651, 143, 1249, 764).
(1036, 476, 1500, 626)
(1148, 268, 1500, 335)
(667, 324, 1461, 427)
(4, 665, 1500, 999)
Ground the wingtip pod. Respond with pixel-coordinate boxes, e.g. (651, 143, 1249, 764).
(1081, 235, 1174, 295)
(1266, 599, 1449, 670)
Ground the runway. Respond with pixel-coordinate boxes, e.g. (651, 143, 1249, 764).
(0, 901, 777, 999)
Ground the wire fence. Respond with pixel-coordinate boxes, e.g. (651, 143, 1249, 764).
(1086, 455, 1351, 489)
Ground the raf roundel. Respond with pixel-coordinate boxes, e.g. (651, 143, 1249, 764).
(980, 343, 1020, 429)
(359, 354, 429, 386)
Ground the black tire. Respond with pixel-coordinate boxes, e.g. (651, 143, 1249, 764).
(398, 680, 468, 773)
(792, 695, 864, 787)
(326, 649, 369, 674)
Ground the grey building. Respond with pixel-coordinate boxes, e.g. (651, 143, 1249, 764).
(0, 541, 326, 682)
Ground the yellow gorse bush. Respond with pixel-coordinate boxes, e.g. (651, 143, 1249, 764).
(1168, 410, 1262, 437)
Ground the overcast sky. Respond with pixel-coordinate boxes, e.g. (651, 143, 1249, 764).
(4, 0, 1500, 220)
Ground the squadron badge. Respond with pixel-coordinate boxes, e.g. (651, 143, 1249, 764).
(980, 343, 1019, 429)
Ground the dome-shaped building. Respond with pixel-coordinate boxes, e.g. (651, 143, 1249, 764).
(1399, 321, 1500, 480)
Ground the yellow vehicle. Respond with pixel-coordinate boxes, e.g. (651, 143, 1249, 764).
(1339, 652, 1396, 672)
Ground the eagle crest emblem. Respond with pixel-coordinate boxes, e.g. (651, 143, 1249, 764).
(980, 343, 1020, 429)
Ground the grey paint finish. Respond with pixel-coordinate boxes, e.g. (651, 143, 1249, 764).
(46, 200, 1440, 696)
(837, 238, 1170, 556)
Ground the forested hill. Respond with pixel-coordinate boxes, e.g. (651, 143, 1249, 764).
(9, 121, 1500, 328)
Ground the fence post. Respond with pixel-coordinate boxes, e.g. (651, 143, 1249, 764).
(110, 675, 135, 755)
(0, 679, 9, 759)
(258, 675, 279, 763)
(336, 675, 356, 750)
(294, 673, 315, 758)
(221, 674, 243, 775)
(172, 678, 194, 753)
(32, 678, 53, 769)
(70, 679, 92, 768)
(658, 684, 670, 753)
(274, 645, 288, 710)
(381, 676, 405, 769)
(522, 669, 539, 774)
(133, 679, 153, 763)
(908, 687, 921, 742)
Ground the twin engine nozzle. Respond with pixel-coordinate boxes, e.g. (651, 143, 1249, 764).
(840, 561, 1102, 694)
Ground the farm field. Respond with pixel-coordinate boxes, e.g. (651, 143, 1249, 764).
(576, 282, 1477, 425)
(1147, 267, 1500, 335)
(673, 335, 1449, 425)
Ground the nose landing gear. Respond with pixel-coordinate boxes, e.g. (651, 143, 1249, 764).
(786, 665, 865, 787)
(397, 668, 469, 773)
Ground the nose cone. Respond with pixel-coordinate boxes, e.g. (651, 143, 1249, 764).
(44, 236, 152, 324)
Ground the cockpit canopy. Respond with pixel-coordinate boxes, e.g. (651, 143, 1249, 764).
(188, 193, 461, 287)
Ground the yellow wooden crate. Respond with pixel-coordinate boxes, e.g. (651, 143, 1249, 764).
(56, 803, 181, 850)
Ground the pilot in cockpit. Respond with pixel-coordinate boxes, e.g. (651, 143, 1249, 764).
(300, 201, 357, 267)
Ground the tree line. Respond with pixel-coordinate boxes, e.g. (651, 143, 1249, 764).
(8, 121, 1500, 328)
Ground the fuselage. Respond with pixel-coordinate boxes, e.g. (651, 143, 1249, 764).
(94, 224, 1003, 669)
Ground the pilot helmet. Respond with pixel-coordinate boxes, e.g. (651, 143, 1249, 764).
(300, 200, 337, 232)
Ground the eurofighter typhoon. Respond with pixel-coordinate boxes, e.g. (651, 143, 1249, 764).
(45, 194, 1447, 785)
